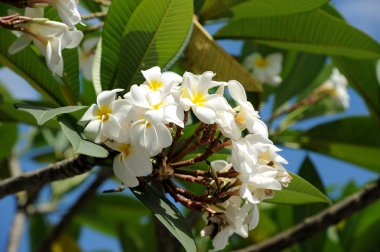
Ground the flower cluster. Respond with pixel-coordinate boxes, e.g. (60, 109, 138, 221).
(8, 0, 83, 76)
(319, 68, 350, 109)
(80, 67, 291, 251)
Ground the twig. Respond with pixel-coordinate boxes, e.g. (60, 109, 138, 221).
(83, 23, 104, 33)
(36, 168, 112, 252)
(6, 157, 26, 252)
(0, 155, 96, 199)
(236, 178, 380, 252)
(0, 0, 29, 8)
(81, 11, 107, 20)
(93, 0, 111, 6)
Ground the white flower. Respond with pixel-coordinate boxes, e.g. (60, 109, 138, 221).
(244, 52, 283, 86)
(125, 84, 184, 156)
(376, 60, 380, 86)
(80, 89, 132, 143)
(106, 140, 152, 188)
(321, 68, 350, 109)
(201, 196, 259, 251)
(79, 37, 98, 80)
(228, 80, 268, 138)
(141, 66, 182, 95)
(180, 71, 224, 124)
(29, 0, 81, 27)
(8, 8, 83, 76)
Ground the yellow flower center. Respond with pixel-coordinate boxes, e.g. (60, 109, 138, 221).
(191, 92, 206, 106)
(254, 57, 268, 69)
(235, 112, 246, 126)
(95, 106, 112, 122)
(119, 144, 132, 157)
(149, 79, 163, 91)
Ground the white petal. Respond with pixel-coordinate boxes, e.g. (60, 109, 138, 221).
(143, 124, 161, 156)
(247, 118, 268, 138)
(130, 85, 149, 108)
(248, 204, 259, 229)
(80, 104, 97, 122)
(164, 104, 184, 127)
(101, 114, 121, 140)
(211, 228, 232, 251)
(25, 7, 44, 18)
(84, 120, 102, 143)
(65, 30, 83, 48)
(127, 147, 153, 176)
(113, 154, 139, 187)
(97, 89, 123, 107)
(155, 123, 172, 149)
(266, 53, 283, 75)
(8, 34, 32, 55)
(228, 80, 247, 102)
(141, 66, 161, 83)
(192, 106, 216, 124)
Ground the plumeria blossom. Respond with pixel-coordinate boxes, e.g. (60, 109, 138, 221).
(180, 71, 224, 124)
(29, 0, 81, 27)
(8, 8, 83, 76)
(106, 140, 152, 188)
(80, 89, 132, 143)
(78, 68, 290, 251)
(228, 80, 268, 138)
(125, 84, 184, 156)
(79, 37, 98, 80)
(244, 52, 283, 86)
(141, 66, 182, 95)
(201, 196, 259, 251)
(320, 68, 350, 109)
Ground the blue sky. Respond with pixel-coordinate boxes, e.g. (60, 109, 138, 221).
(0, 0, 379, 251)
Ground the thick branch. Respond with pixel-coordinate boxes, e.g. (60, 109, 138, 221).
(0, 155, 96, 199)
(236, 178, 380, 252)
(36, 168, 112, 252)
(0, 0, 29, 8)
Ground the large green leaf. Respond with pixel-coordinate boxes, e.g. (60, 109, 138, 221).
(62, 48, 80, 104)
(201, 0, 329, 21)
(0, 123, 18, 161)
(0, 29, 66, 105)
(15, 104, 86, 126)
(58, 115, 109, 158)
(273, 53, 326, 110)
(266, 172, 331, 204)
(115, 0, 193, 88)
(278, 117, 380, 172)
(100, 0, 141, 90)
(132, 184, 197, 252)
(333, 57, 380, 125)
(216, 9, 380, 59)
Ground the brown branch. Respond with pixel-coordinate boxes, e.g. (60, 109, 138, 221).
(81, 11, 107, 20)
(0, 0, 29, 8)
(236, 178, 380, 252)
(36, 168, 112, 252)
(0, 155, 96, 199)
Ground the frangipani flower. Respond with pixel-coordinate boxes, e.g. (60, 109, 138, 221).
(320, 68, 350, 109)
(141, 66, 182, 95)
(29, 0, 81, 27)
(80, 89, 132, 143)
(125, 84, 184, 156)
(244, 52, 283, 86)
(228, 80, 268, 138)
(79, 37, 98, 80)
(201, 196, 259, 251)
(180, 71, 223, 124)
(8, 8, 83, 76)
(106, 140, 152, 188)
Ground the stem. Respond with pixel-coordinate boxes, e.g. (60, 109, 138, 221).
(81, 11, 107, 20)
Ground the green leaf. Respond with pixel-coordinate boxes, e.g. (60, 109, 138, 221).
(216, 9, 380, 59)
(15, 104, 87, 126)
(294, 156, 328, 252)
(29, 214, 48, 251)
(278, 117, 380, 173)
(273, 53, 326, 110)
(0, 123, 18, 161)
(92, 38, 103, 94)
(58, 115, 108, 158)
(266, 172, 331, 204)
(333, 57, 380, 125)
(62, 48, 80, 104)
(99, 0, 142, 90)
(114, 0, 193, 89)
(0, 29, 66, 105)
(201, 0, 329, 21)
(80, 0, 102, 13)
(131, 184, 197, 252)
